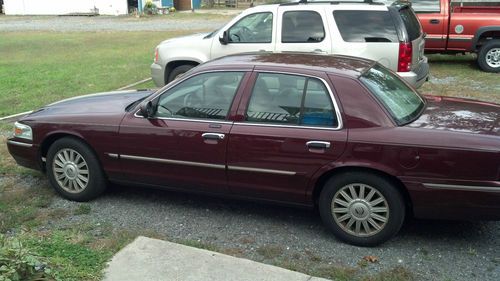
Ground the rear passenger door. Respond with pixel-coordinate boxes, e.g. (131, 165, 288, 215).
(226, 71, 347, 204)
(275, 6, 331, 54)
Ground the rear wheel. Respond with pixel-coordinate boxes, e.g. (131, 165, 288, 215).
(47, 137, 107, 201)
(167, 64, 195, 83)
(319, 172, 405, 247)
(477, 40, 500, 72)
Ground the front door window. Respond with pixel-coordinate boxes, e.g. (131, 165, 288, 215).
(156, 72, 244, 120)
(228, 12, 273, 43)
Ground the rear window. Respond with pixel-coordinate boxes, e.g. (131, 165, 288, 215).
(411, 0, 441, 13)
(333, 11, 398, 43)
(399, 7, 422, 41)
(360, 64, 424, 125)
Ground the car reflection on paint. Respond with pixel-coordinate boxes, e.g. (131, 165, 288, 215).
(7, 53, 500, 246)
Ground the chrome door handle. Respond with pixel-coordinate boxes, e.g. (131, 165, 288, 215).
(202, 133, 225, 140)
(306, 141, 331, 149)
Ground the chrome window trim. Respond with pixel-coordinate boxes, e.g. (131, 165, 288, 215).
(242, 70, 344, 131)
(133, 111, 234, 125)
(228, 165, 296, 176)
(7, 140, 33, 148)
(120, 154, 225, 170)
(423, 183, 500, 193)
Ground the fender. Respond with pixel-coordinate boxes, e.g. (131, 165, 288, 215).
(305, 160, 401, 201)
(471, 26, 500, 51)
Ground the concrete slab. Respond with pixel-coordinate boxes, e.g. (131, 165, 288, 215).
(104, 236, 331, 281)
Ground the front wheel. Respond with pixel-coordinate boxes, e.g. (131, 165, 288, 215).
(167, 64, 195, 83)
(477, 40, 500, 72)
(319, 172, 405, 247)
(46, 137, 107, 202)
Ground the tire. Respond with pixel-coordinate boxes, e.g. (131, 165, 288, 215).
(46, 137, 107, 202)
(318, 172, 405, 247)
(167, 64, 195, 83)
(477, 40, 500, 73)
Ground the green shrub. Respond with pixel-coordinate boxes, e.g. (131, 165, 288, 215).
(0, 234, 54, 281)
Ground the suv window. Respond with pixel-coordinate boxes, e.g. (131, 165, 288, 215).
(156, 72, 244, 120)
(360, 64, 424, 125)
(399, 7, 422, 41)
(246, 73, 337, 127)
(411, 0, 441, 13)
(333, 11, 398, 43)
(282, 11, 325, 43)
(228, 12, 273, 43)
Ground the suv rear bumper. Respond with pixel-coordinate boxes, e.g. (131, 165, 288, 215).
(397, 58, 429, 89)
(151, 62, 165, 87)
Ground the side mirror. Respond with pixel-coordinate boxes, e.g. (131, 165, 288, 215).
(219, 31, 229, 45)
(139, 101, 155, 118)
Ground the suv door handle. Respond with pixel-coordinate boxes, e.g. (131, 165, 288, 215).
(313, 49, 327, 54)
(306, 141, 331, 149)
(202, 133, 225, 140)
(429, 19, 440, 24)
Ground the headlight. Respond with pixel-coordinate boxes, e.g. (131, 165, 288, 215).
(13, 122, 33, 141)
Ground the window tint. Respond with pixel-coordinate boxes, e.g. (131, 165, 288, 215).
(156, 72, 244, 120)
(228, 13, 273, 43)
(360, 64, 424, 125)
(282, 11, 325, 43)
(246, 73, 337, 127)
(333, 11, 398, 43)
(411, 0, 441, 13)
(399, 7, 422, 41)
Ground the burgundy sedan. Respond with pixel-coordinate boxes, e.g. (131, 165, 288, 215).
(7, 53, 500, 246)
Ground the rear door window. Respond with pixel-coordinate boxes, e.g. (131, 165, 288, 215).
(333, 11, 399, 43)
(399, 7, 422, 41)
(281, 11, 325, 43)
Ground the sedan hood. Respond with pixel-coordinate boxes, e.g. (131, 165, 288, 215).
(30, 90, 153, 116)
(408, 95, 500, 136)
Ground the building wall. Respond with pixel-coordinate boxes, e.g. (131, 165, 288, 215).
(4, 0, 128, 15)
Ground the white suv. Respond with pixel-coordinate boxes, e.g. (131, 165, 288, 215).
(151, 0, 429, 88)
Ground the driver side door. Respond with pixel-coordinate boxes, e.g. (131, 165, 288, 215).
(211, 10, 277, 59)
(117, 71, 247, 193)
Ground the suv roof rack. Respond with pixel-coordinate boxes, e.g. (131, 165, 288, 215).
(279, 0, 385, 6)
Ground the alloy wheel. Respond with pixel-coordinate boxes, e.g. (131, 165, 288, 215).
(52, 148, 89, 193)
(331, 183, 389, 237)
(485, 47, 500, 68)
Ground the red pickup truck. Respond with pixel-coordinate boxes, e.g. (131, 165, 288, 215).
(412, 0, 500, 72)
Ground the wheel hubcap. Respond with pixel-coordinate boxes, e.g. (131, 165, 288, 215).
(53, 148, 89, 193)
(485, 48, 500, 68)
(331, 183, 389, 237)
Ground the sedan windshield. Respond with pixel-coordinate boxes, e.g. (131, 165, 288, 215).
(360, 64, 425, 125)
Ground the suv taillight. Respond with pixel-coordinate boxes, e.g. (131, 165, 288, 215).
(398, 42, 412, 72)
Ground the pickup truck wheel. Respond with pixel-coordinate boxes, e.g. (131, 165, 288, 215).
(47, 137, 107, 202)
(478, 40, 500, 72)
(318, 172, 405, 247)
(167, 65, 195, 83)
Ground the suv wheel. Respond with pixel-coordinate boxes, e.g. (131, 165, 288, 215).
(478, 40, 500, 72)
(167, 64, 195, 83)
(319, 172, 405, 247)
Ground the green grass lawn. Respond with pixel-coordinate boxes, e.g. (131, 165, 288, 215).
(0, 31, 194, 116)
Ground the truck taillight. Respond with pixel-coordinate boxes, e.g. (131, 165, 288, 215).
(154, 48, 159, 63)
(398, 42, 412, 72)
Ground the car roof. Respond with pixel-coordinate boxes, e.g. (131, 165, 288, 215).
(197, 52, 375, 78)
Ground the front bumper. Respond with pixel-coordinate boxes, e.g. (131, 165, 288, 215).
(6, 138, 42, 171)
(151, 62, 166, 87)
